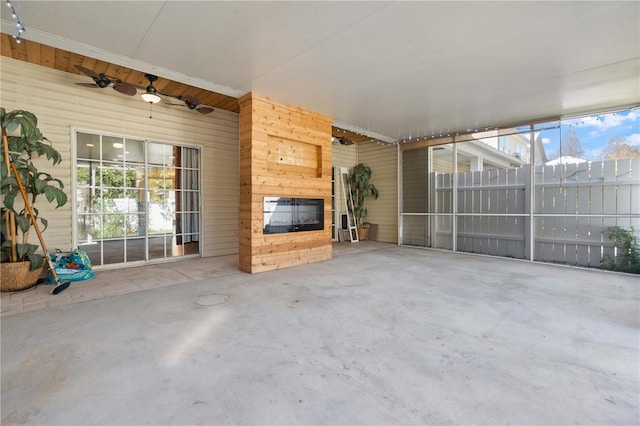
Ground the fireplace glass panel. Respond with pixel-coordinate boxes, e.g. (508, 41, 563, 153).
(263, 197, 324, 234)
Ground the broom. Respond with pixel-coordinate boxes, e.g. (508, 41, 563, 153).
(9, 160, 70, 295)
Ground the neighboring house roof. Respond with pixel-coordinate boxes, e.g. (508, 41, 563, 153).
(545, 156, 588, 165)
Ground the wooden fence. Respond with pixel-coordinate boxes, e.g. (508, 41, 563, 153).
(402, 158, 640, 268)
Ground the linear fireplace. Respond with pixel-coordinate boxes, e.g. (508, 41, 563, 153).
(263, 197, 324, 234)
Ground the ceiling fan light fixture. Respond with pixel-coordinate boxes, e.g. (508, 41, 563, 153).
(141, 92, 161, 104)
(141, 74, 161, 104)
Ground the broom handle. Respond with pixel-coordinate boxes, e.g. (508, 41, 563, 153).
(9, 160, 62, 283)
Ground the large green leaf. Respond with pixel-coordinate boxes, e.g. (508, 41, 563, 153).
(39, 217, 48, 232)
(43, 185, 58, 203)
(36, 142, 62, 165)
(15, 214, 31, 234)
(16, 242, 38, 261)
(52, 177, 65, 189)
(33, 177, 48, 194)
(1, 176, 17, 191)
(28, 253, 45, 270)
(41, 186, 68, 207)
(55, 190, 68, 207)
(4, 119, 19, 133)
(37, 171, 53, 181)
(3, 191, 16, 210)
(3, 111, 37, 138)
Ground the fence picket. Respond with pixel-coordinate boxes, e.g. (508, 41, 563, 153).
(534, 165, 544, 213)
(602, 161, 617, 215)
(472, 171, 481, 214)
(616, 159, 632, 214)
(631, 158, 640, 214)
(486, 215, 496, 255)
(576, 162, 590, 214)
(543, 164, 556, 214)
(564, 216, 578, 265)
(590, 161, 604, 216)
(576, 217, 590, 265)
(564, 163, 578, 214)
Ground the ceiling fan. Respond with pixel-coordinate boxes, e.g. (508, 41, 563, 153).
(332, 136, 354, 145)
(165, 95, 215, 114)
(74, 65, 215, 115)
(74, 65, 137, 96)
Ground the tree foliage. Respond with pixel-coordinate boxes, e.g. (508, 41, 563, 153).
(599, 136, 640, 160)
(561, 129, 584, 158)
(601, 226, 640, 274)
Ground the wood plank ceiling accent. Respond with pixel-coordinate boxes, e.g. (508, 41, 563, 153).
(1, 33, 373, 142)
(0, 33, 240, 113)
(331, 126, 374, 144)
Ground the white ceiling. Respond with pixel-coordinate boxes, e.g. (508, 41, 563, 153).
(2, 1, 639, 142)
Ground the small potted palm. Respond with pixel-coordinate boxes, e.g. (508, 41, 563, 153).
(348, 163, 379, 240)
(1, 108, 68, 291)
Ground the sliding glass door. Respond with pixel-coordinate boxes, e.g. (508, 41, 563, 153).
(75, 131, 201, 266)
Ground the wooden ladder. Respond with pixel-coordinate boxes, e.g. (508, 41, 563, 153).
(339, 167, 359, 242)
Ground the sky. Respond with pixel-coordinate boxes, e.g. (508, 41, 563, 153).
(538, 109, 639, 161)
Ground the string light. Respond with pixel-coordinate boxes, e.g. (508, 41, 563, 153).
(6, 0, 25, 44)
(346, 106, 637, 148)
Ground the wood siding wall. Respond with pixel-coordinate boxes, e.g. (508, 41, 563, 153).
(357, 141, 399, 243)
(0, 57, 239, 259)
(239, 93, 332, 273)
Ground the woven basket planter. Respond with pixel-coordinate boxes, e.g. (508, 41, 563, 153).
(0, 261, 44, 292)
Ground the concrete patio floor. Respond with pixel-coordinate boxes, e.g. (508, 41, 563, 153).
(1, 243, 639, 425)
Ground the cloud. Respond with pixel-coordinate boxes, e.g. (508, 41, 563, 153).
(564, 110, 638, 132)
(583, 147, 603, 161)
(542, 137, 551, 145)
(627, 133, 640, 146)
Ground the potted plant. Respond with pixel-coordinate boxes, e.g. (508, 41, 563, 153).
(348, 163, 379, 240)
(1, 108, 68, 291)
(601, 226, 640, 274)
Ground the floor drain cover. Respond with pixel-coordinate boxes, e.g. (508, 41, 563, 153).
(195, 294, 228, 306)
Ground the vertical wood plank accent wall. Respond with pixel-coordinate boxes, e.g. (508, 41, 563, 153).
(239, 93, 333, 273)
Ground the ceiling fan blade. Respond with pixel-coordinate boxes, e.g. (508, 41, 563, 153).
(74, 64, 101, 79)
(75, 82, 99, 88)
(180, 95, 202, 105)
(113, 83, 137, 96)
(196, 106, 214, 114)
(165, 102, 186, 107)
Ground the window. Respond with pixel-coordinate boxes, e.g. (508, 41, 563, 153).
(75, 131, 201, 266)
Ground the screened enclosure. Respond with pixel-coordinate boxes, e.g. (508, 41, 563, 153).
(400, 109, 640, 268)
